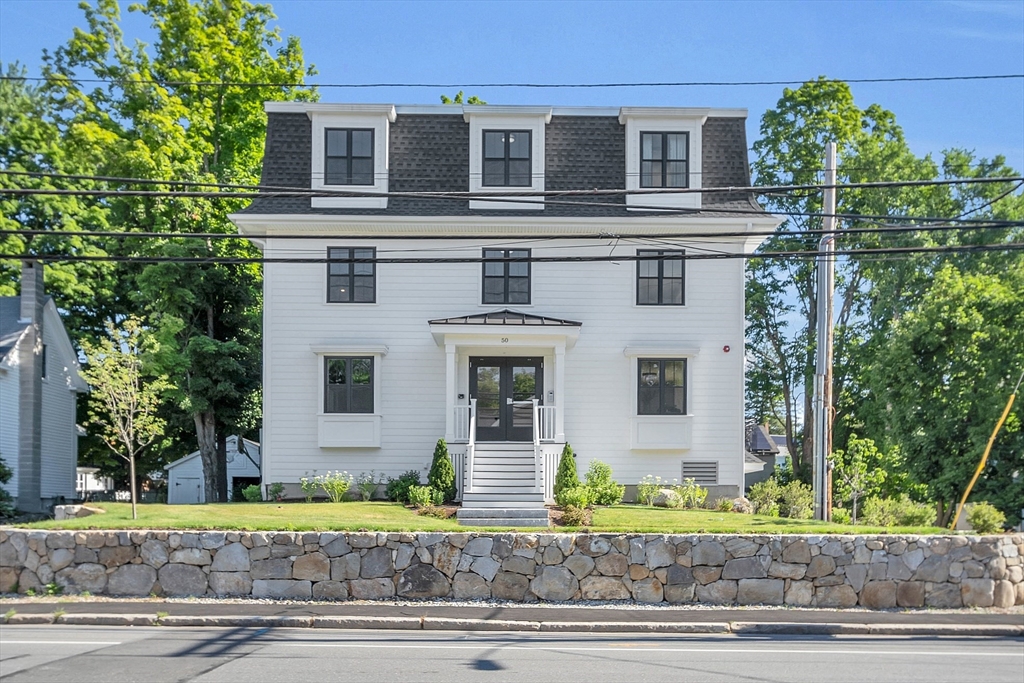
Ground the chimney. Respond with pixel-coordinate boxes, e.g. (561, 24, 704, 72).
(17, 260, 44, 512)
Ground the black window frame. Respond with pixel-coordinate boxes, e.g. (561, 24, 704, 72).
(637, 358, 687, 416)
(324, 128, 375, 186)
(636, 249, 685, 305)
(481, 129, 532, 187)
(327, 247, 376, 303)
(324, 356, 374, 414)
(639, 131, 689, 189)
(482, 248, 531, 305)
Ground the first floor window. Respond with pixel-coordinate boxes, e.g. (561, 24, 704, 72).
(328, 247, 375, 303)
(638, 358, 686, 415)
(483, 249, 530, 304)
(325, 357, 374, 413)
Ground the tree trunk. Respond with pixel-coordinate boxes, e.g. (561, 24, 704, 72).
(216, 432, 228, 503)
(194, 410, 218, 503)
(129, 453, 138, 520)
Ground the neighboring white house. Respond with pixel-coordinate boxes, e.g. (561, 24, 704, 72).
(0, 267, 89, 510)
(231, 103, 780, 524)
(76, 466, 114, 499)
(164, 436, 261, 504)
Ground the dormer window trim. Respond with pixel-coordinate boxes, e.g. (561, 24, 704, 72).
(619, 108, 705, 211)
(309, 104, 396, 210)
(464, 106, 551, 211)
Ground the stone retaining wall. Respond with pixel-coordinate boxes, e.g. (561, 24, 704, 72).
(1, 529, 1021, 609)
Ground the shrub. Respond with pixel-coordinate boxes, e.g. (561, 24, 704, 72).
(428, 439, 456, 503)
(408, 485, 442, 508)
(968, 502, 1005, 534)
(355, 471, 381, 501)
(677, 478, 709, 509)
(561, 505, 591, 527)
(780, 480, 814, 519)
(747, 478, 782, 515)
(417, 504, 454, 519)
(553, 444, 579, 498)
(299, 473, 319, 503)
(861, 495, 935, 527)
(316, 471, 355, 503)
(241, 484, 262, 503)
(831, 507, 851, 525)
(584, 460, 624, 506)
(386, 470, 422, 503)
(637, 475, 668, 506)
(0, 454, 16, 518)
(556, 485, 594, 509)
(715, 497, 734, 513)
(267, 482, 285, 502)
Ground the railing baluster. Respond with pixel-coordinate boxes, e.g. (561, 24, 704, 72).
(467, 398, 476, 495)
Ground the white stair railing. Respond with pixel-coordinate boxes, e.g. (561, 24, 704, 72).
(466, 398, 477, 494)
(537, 405, 557, 442)
(532, 398, 542, 494)
(453, 404, 471, 442)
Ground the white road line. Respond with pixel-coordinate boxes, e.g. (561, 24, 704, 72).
(273, 643, 1024, 657)
(0, 641, 122, 646)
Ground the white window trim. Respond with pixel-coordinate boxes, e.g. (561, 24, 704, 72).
(311, 345, 386, 448)
(464, 106, 551, 211)
(625, 348, 696, 450)
(309, 105, 396, 209)
(619, 109, 706, 211)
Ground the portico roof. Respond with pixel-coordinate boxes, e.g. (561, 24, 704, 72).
(428, 309, 582, 327)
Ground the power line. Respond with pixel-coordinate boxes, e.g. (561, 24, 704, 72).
(3, 74, 1022, 89)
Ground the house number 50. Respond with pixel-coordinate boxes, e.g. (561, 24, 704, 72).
(500, 337, 509, 343)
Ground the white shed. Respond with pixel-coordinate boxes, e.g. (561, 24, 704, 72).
(164, 436, 261, 504)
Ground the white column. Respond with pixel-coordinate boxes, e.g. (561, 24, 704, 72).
(445, 343, 456, 442)
(555, 344, 566, 442)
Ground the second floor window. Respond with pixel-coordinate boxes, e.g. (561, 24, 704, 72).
(483, 249, 530, 304)
(325, 128, 374, 185)
(325, 356, 373, 413)
(640, 132, 688, 188)
(637, 250, 684, 305)
(483, 130, 531, 186)
(327, 247, 375, 303)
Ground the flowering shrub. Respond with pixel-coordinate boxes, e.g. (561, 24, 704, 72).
(316, 471, 355, 503)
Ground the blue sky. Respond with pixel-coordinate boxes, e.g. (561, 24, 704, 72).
(1, 0, 1022, 170)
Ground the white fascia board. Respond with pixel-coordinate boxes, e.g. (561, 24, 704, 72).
(618, 107, 711, 124)
(264, 102, 397, 121)
(430, 325, 581, 348)
(462, 105, 553, 123)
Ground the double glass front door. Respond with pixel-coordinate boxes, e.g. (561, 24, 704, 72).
(470, 357, 543, 441)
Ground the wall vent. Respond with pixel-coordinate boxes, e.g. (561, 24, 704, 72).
(682, 461, 719, 485)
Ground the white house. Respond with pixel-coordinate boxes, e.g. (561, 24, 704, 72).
(164, 435, 261, 504)
(231, 103, 779, 525)
(76, 466, 114, 499)
(0, 262, 89, 511)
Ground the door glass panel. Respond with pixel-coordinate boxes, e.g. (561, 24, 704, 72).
(511, 365, 537, 428)
(475, 366, 501, 429)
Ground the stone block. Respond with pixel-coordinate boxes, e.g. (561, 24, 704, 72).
(815, 584, 858, 608)
(0, 566, 18, 593)
(578, 536, 611, 557)
(692, 566, 722, 584)
(158, 564, 207, 596)
(645, 540, 675, 568)
(845, 564, 868, 593)
(168, 548, 211, 567)
(0, 542, 18, 568)
(902, 548, 925, 571)
(46, 532, 76, 550)
(960, 578, 995, 607)
(210, 543, 250, 572)
(896, 581, 925, 608)
(452, 572, 491, 599)
(768, 562, 806, 580)
(722, 556, 768, 580)
(55, 563, 107, 593)
(349, 578, 395, 600)
(398, 564, 451, 598)
(502, 556, 536, 576)
(432, 544, 461, 578)
(98, 545, 137, 569)
(313, 580, 349, 600)
(107, 565, 157, 596)
(251, 558, 293, 580)
(270, 543, 302, 559)
(914, 555, 950, 583)
(860, 581, 897, 609)
(665, 564, 694, 586)
(595, 553, 628, 577)
(782, 540, 811, 564)
(629, 564, 650, 580)
(738, 578, 784, 605)
(580, 575, 631, 600)
(73, 547, 97, 564)
(463, 538, 494, 557)
(696, 579, 738, 604)
(993, 580, 1015, 608)
(804, 555, 836, 579)
(785, 581, 814, 606)
(563, 554, 595, 580)
(886, 556, 912, 581)
(361, 546, 394, 579)
(200, 532, 225, 550)
(664, 583, 695, 604)
(321, 536, 352, 557)
(330, 554, 360, 581)
(724, 538, 759, 558)
(821, 541, 844, 557)
(210, 572, 253, 596)
(692, 541, 726, 566)
(542, 545, 563, 565)
(962, 560, 985, 578)
(491, 571, 529, 601)
(925, 582, 962, 608)
(395, 544, 414, 571)
(632, 577, 664, 603)
(253, 579, 312, 599)
(293, 553, 330, 582)
(629, 537, 645, 564)
(48, 548, 74, 572)
(470, 556, 500, 582)
(530, 566, 578, 601)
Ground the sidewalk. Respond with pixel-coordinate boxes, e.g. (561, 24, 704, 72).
(2, 598, 1022, 636)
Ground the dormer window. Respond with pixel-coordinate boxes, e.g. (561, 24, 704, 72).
(640, 132, 689, 188)
(483, 130, 531, 187)
(325, 129, 374, 186)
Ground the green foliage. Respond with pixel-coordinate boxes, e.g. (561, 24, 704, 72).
(0, 453, 14, 518)
(861, 495, 935, 527)
(267, 482, 285, 501)
(386, 470, 422, 503)
(408, 485, 443, 508)
(315, 471, 355, 504)
(356, 472, 381, 501)
(584, 460, 625, 506)
(439, 91, 486, 105)
(780, 480, 814, 519)
(44, 583, 63, 596)
(831, 435, 889, 523)
(553, 444, 579, 498)
(748, 478, 783, 515)
(428, 439, 456, 503)
(715, 497, 734, 513)
(968, 502, 1006, 534)
(241, 484, 262, 503)
(636, 475, 667, 506)
(561, 505, 591, 527)
(677, 478, 709, 509)
(831, 507, 851, 525)
(299, 473, 319, 503)
(555, 486, 594, 510)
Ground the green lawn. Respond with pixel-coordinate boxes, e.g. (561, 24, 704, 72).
(12, 501, 946, 535)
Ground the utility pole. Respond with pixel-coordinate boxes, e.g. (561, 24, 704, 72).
(812, 142, 837, 521)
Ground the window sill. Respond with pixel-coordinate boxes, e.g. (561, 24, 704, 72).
(630, 414, 693, 450)
(318, 413, 382, 448)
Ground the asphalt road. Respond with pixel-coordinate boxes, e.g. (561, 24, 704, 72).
(1, 625, 1022, 683)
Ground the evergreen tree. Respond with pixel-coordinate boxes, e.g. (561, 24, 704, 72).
(428, 438, 456, 502)
(553, 443, 579, 497)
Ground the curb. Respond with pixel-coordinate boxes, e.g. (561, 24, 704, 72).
(3, 613, 1022, 636)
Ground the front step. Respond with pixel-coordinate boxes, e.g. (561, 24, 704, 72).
(457, 507, 549, 527)
(461, 491, 545, 508)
